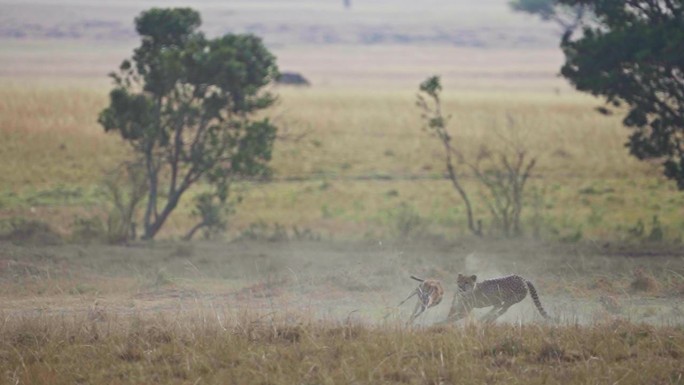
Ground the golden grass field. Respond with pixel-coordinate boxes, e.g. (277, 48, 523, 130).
(0, 79, 679, 241)
(4, 312, 684, 385)
(2, 1, 684, 383)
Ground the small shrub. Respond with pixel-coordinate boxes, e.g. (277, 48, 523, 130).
(627, 219, 645, 239)
(273, 325, 303, 343)
(0, 217, 62, 245)
(630, 267, 660, 293)
(118, 343, 143, 362)
(154, 269, 175, 288)
(484, 337, 527, 357)
(169, 243, 194, 258)
(390, 203, 428, 240)
(537, 341, 565, 362)
(589, 277, 617, 294)
(69, 283, 97, 295)
(484, 336, 526, 357)
(70, 215, 106, 244)
(183, 192, 234, 241)
(587, 206, 604, 226)
(599, 295, 623, 314)
(101, 161, 147, 244)
(237, 222, 310, 242)
(292, 226, 321, 241)
(647, 215, 664, 242)
(560, 226, 583, 243)
(234, 275, 289, 299)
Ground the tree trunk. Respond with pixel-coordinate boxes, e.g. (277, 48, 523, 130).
(144, 192, 181, 240)
(445, 150, 481, 237)
(142, 148, 158, 240)
(183, 221, 205, 241)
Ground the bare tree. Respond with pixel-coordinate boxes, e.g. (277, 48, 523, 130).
(470, 119, 536, 237)
(417, 76, 482, 237)
(417, 77, 537, 237)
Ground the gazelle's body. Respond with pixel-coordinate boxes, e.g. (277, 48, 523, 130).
(447, 274, 549, 323)
(399, 275, 444, 324)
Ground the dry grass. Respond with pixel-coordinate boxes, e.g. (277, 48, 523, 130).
(0, 82, 127, 189)
(271, 88, 650, 180)
(3, 4, 684, 382)
(0, 12, 676, 242)
(0, 83, 658, 185)
(631, 267, 662, 294)
(2, 82, 683, 240)
(1, 311, 683, 384)
(0, 239, 682, 383)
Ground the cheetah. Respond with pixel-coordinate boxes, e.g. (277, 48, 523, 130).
(446, 274, 550, 323)
(399, 275, 444, 324)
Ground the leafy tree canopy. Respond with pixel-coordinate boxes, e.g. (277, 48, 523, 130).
(559, 0, 684, 188)
(99, 8, 278, 239)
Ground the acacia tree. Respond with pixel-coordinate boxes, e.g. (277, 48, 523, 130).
(559, 0, 684, 189)
(98, 8, 278, 239)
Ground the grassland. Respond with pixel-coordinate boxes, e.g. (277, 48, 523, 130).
(0, 81, 680, 242)
(1, 239, 684, 384)
(3, 312, 684, 385)
(2, 2, 684, 382)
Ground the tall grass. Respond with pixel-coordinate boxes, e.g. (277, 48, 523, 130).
(1, 83, 680, 240)
(271, 88, 653, 180)
(0, 83, 127, 189)
(1, 310, 683, 384)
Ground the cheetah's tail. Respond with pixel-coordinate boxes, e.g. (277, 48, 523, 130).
(410, 275, 425, 282)
(525, 280, 550, 319)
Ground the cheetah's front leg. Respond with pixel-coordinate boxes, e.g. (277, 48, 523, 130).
(480, 306, 502, 323)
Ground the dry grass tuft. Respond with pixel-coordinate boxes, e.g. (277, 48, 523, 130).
(0, 217, 63, 245)
(1, 312, 684, 384)
(536, 341, 566, 362)
(589, 276, 619, 294)
(630, 267, 661, 293)
(599, 295, 623, 314)
(484, 336, 527, 357)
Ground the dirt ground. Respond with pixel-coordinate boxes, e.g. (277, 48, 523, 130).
(1, 239, 683, 327)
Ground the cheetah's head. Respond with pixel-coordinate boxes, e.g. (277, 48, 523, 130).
(456, 274, 477, 292)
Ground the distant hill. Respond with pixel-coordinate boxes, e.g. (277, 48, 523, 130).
(0, 0, 559, 48)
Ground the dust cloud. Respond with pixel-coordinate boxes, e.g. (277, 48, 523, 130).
(2, 240, 683, 327)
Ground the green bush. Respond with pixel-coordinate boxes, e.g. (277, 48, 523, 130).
(70, 215, 106, 244)
(389, 203, 428, 240)
(0, 217, 62, 245)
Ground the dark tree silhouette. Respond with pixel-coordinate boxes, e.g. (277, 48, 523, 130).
(509, 0, 587, 36)
(99, 8, 278, 239)
(559, 0, 684, 188)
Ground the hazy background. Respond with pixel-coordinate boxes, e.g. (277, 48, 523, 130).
(0, 0, 567, 90)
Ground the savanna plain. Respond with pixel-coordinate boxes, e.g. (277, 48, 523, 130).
(1, 1, 684, 384)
